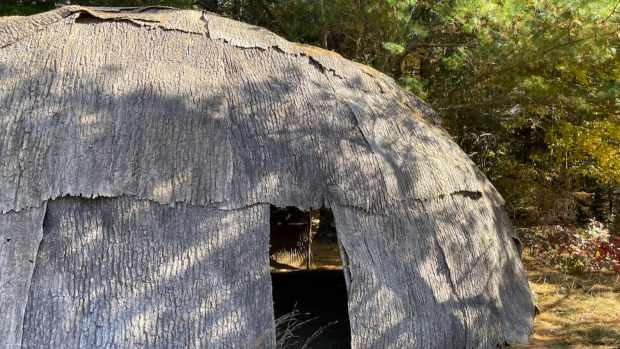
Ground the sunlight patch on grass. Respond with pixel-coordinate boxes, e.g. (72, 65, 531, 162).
(521, 253, 620, 348)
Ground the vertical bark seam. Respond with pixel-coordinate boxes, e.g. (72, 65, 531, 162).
(18, 202, 47, 349)
(433, 233, 469, 346)
(339, 242, 353, 288)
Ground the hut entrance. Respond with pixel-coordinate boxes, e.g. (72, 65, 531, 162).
(269, 206, 351, 348)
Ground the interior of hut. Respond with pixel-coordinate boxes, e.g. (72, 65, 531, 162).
(269, 206, 351, 348)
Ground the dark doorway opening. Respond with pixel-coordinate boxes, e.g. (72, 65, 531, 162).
(270, 206, 351, 348)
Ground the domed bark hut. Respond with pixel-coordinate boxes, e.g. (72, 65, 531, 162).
(0, 6, 534, 349)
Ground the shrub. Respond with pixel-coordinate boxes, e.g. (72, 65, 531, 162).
(560, 221, 620, 274)
(525, 221, 620, 275)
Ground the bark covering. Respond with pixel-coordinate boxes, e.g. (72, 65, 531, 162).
(0, 6, 534, 348)
(0, 6, 498, 215)
(0, 206, 46, 349)
(334, 194, 533, 348)
(22, 197, 274, 348)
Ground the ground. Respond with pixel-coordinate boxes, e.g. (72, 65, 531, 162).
(521, 254, 620, 349)
(273, 241, 620, 348)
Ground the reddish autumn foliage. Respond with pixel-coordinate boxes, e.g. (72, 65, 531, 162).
(524, 221, 620, 274)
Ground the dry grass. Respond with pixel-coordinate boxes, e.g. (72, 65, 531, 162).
(274, 308, 339, 349)
(270, 240, 343, 273)
(276, 239, 620, 348)
(521, 252, 620, 349)
(310, 240, 343, 270)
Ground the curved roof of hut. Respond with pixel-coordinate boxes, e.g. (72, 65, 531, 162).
(0, 5, 501, 215)
(0, 8, 535, 348)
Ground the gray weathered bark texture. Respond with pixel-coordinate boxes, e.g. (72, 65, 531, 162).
(0, 6, 534, 348)
(0, 206, 46, 349)
(334, 193, 533, 348)
(0, 6, 496, 215)
(21, 197, 274, 348)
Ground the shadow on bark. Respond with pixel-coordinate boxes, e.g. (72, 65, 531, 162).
(0, 15, 533, 348)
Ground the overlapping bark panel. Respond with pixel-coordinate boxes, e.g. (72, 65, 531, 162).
(0, 8, 494, 215)
(0, 7, 72, 47)
(334, 194, 533, 348)
(22, 197, 274, 349)
(0, 7, 535, 348)
(0, 206, 46, 349)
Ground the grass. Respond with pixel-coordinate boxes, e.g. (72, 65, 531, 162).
(278, 234, 620, 348)
(521, 252, 620, 348)
(274, 308, 339, 349)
